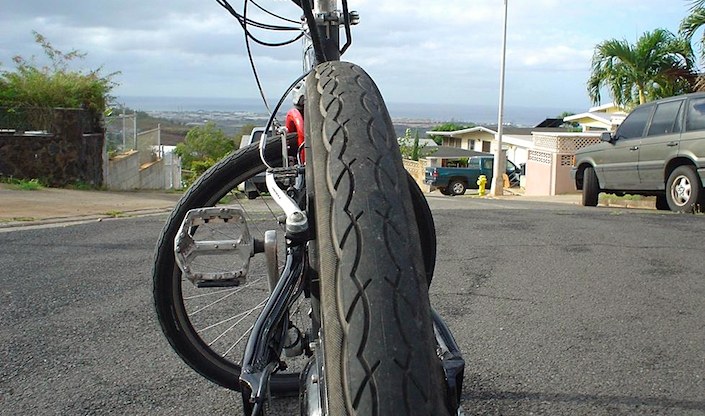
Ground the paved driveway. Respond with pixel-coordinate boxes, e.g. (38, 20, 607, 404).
(1, 198, 703, 415)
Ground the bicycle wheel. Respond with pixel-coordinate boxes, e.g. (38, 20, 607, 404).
(153, 136, 436, 393)
(153, 137, 308, 393)
(305, 62, 449, 415)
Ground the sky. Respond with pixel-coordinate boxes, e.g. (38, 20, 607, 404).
(0, 0, 697, 117)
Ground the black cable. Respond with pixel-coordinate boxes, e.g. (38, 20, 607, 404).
(251, 0, 300, 24)
(259, 69, 312, 169)
(241, 0, 273, 115)
(217, 0, 304, 47)
(216, 0, 298, 30)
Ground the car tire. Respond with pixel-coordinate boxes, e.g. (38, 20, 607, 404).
(666, 165, 702, 213)
(448, 180, 466, 196)
(655, 194, 669, 210)
(440, 187, 452, 196)
(582, 166, 599, 207)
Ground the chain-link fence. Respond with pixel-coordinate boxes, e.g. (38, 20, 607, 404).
(136, 127, 161, 165)
(105, 110, 136, 154)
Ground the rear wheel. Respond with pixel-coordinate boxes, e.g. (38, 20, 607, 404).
(153, 136, 437, 394)
(582, 166, 599, 207)
(305, 61, 448, 415)
(666, 165, 702, 213)
(153, 138, 306, 394)
(449, 179, 467, 196)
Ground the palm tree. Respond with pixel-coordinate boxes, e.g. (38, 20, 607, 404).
(588, 29, 696, 108)
(680, 0, 705, 89)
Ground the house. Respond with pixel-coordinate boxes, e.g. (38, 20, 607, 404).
(420, 146, 490, 167)
(426, 124, 569, 167)
(562, 102, 627, 132)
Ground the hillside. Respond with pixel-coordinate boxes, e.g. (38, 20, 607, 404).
(134, 111, 190, 146)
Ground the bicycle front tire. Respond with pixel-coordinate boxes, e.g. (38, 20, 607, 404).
(305, 61, 449, 415)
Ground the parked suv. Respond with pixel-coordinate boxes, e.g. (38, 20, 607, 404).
(571, 92, 705, 212)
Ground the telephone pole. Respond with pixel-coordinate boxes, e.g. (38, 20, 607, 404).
(490, 0, 508, 197)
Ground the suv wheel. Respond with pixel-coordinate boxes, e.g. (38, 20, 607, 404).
(582, 166, 599, 207)
(666, 166, 702, 213)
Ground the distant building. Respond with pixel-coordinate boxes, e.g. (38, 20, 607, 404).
(426, 124, 569, 166)
(562, 102, 627, 132)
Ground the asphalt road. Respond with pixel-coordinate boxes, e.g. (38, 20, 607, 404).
(1, 197, 704, 415)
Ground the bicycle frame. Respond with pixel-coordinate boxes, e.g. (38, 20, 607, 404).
(239, 1, 343, 412)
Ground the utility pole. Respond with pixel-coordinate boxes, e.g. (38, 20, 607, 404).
(490, 0, 508, 197)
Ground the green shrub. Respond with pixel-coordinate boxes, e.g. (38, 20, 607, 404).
(0, 31, 118, 114)
(175, 122, 236, 187)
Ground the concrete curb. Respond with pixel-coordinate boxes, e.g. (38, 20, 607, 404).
(0, 207, 174, 231)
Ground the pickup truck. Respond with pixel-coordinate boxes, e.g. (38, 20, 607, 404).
(425, 155, 521, 195)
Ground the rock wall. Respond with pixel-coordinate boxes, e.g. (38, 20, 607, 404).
(0, 109, 105, 187)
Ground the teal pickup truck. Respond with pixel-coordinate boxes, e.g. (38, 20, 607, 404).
(425, 155, 521, 195)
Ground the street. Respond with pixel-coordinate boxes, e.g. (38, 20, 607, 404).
(1, 197, 704, 415)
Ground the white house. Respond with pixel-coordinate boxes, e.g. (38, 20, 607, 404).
(563, 102, 627, 132)
(426, 125, 568, 167)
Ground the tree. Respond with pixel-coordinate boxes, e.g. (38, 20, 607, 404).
(0, 31, 118, 114)
(175, 122, 236, 183)
(399, 128, 434, 161)
(680, 0, 705, 90)
(557, 111, 580, 129)
(428, 122, 474, 145)
(587, 29, 696, 108)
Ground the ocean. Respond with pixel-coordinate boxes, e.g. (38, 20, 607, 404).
(118, 96, 574, 127)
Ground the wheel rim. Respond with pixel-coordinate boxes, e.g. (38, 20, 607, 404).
(452, 182, 464, 194)
(670, 175, 692, 207)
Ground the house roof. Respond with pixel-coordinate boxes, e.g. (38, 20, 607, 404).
(535, 118, 565, 128)
(426, 125, 568, 137)
(421, 146, 490, 159)
(589, 102, 623, 113)
(563, 111, 612, 124)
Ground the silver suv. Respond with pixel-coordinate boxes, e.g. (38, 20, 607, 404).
(571, 92, 705, 213)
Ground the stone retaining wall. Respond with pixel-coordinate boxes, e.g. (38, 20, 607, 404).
(0, 108, 104, 187)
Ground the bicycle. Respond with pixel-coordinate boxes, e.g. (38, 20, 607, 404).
(152, 1, 465, 414)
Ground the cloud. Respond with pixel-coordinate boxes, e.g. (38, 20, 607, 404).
(0, 0, 695, 113)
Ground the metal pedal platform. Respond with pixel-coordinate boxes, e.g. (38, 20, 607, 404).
(174, 207, 254, 287)
(268, 166, 300, 180)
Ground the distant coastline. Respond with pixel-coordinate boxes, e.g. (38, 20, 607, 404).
(118, 95, 577, 127)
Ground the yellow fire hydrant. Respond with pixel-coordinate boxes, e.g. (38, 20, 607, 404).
(477, 175, 487, 196)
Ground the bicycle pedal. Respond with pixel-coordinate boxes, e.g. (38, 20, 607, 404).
(174, 207, 254, 287)
(268, 167, 299, 180)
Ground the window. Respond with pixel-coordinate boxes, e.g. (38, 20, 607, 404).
(445, 137, 461, 148)
(686, 97, 705, 132)
(647, 100, 683, 136)
(481, 158, 493, 170)
(615, 104, 653, 140)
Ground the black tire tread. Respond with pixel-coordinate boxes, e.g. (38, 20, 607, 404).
(582, 166, 599, 207)
(305, 61, 447, 416)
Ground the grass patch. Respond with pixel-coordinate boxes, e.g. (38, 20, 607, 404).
(0, 177, 45, 190)
(103, 210, 125, 218)
(64, 180, 100, 190)
(0, 217, 37, 222)
(600, 193, 646, 201)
